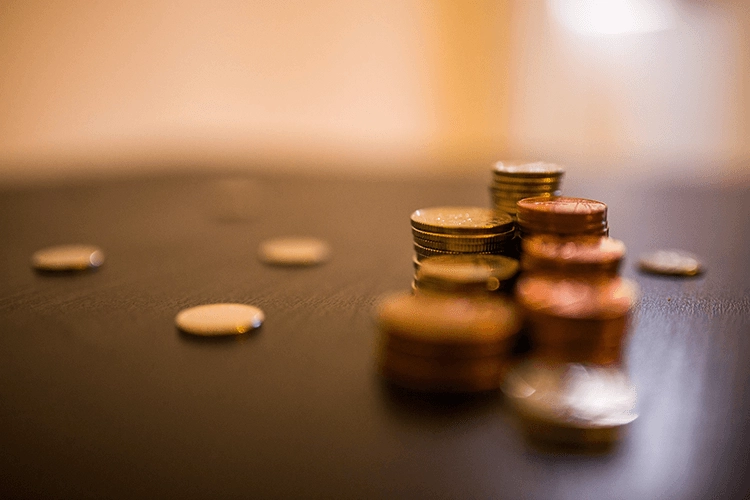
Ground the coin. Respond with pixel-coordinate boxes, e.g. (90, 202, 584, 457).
(521, 235, 625, 275)
(31, 244, 105, 272)
(258, 237, 330, 266)
(415, 254, 519, 294)
(516, 275, 638, 320)
(638, 249, 703, 276)
(502, 361, 637, 445)
(493, 161, 564, 177)
(517, 197, 606, 223)
(410, 207, 514, 235)
(377, 291, 520, 346)
(378, 347, 509, 392)
(175, 303, 265, 336)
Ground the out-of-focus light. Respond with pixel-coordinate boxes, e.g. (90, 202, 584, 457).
(548, 0, 676, 35)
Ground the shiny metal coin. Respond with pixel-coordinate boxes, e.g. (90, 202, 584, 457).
(410, 207, 513, 235)
(31, 244, 105, 271)
(638, 249, 703, 276)
(502, 361, 637, 444)
(258, 237, 330, 266)
(175, 303, 265, 336)
(493, 161, 565, 177)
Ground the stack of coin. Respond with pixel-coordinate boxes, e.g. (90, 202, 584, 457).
(376, 291, 521, 393)
(413, 254, 520, 296)
(516, 197, 608, 240)
(410, 207, 516, 269)
(502, 361, 637, 451)
(521, 235, 625, 277)
(490, 162, 564, 218)
(515, 275, 637, 365)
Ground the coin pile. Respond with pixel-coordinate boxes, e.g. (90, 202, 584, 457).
(410, 207, 517, 282)
(516, 197, 608, 240)
(413, 254, 520, 296)
(505, 228, 638, 448)
(376, 291, 521, 393)
(490, 162, 564, 218)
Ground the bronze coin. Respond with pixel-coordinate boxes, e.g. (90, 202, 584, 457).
(31, 244, 104, 272)
(521, 235, 625, 275)
(516, 275, 638, 320)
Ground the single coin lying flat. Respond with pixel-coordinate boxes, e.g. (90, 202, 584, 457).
(638, 249, 703, 277)
(31, 244, 105, 271)
(258, 237, 330, 266)
(175, 303, 265, 336)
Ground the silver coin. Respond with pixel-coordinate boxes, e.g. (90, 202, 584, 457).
(638, 249, 703, 276)
(258, 237, 330, 266)
(31, 244, 105, 271)
(175, 303, 265, 336)
(503, 361, 637, 433)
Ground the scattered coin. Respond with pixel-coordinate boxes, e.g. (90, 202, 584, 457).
(31, 244, 105, 272)
(258, 237, 330, 266)
(175, 303, 265, 336)
(638, 249, 703, 276)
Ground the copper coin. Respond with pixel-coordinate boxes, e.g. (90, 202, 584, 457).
(31, 244, 105, 272)
(521, 235, 625, 275)
(516, 275, 638, 320)
(638, 249, 703, 276)
(517, 197, 607, 226)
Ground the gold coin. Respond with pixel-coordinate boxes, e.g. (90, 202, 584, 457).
(258, 237, 330, 266)
(31, 244, 104, 271)
(175, 303, 265, 336)
(638, 249, 703, 276)
(493, 161, 565, 177)
(410, 207, 513, 235)
(377, 291, 521, 346)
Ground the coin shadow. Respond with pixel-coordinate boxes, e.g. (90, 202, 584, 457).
(176, 326, 263, 347)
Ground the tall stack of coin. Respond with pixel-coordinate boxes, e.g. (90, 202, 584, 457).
(376, 291, 521, 393)
(490, 162, 564, 218)
(410, 207, 516, 282)
(516, 197, 608, 240)
(503, 230, 638, 449)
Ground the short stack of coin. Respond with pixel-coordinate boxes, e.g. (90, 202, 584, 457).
(410, 207, 517, 279)
(516, 197, 608, 241)
(490, 162, 564, 218)
(376, 291, 521, 393)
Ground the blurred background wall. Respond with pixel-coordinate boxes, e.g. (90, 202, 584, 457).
(0, 0, 748, 184)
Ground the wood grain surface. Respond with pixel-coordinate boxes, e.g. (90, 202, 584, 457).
(1, 171, 748, 499)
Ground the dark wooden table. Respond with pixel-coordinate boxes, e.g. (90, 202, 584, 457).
(1, 170, 748, 499)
